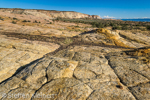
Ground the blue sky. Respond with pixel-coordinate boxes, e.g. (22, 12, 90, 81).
(0, 0, 150, 19)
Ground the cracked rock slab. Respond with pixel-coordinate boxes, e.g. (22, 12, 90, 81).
(47, 58, 78, 81)
(0, 77, 25, 99)
(1, 88, 35, 100)
(15, 57, 78, 90)
(130, 82, 150, 100)
(87, 82, 136, 100)
(32, 78, 93, 100)
(0, 36, 59, 83)
(1, 45, 148, 100)
(108, 55, 150, 87)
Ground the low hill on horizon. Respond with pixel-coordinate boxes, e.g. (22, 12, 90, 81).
(0, 8, 101, 19)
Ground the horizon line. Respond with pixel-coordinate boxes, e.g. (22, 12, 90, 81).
(0, 7, 150, 19)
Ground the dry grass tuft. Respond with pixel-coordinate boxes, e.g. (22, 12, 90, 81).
(63, 38, 73, 44)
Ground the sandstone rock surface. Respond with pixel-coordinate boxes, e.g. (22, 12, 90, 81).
(0, 46, 138, 100)
(0, 35, 59, 82)
(0, 8, 150, 99)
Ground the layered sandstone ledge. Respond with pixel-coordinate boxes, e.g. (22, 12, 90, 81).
(0, 8, 101, 19)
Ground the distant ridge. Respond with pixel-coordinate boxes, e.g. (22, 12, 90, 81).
(0, 8, 101, 19)
(0, 8, 77, 13)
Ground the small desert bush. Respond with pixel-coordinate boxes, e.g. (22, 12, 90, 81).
(22, 20, 27, 22)
(75, 25, 79, 28)
(53, 18, 150, 31)
(121, 26, 129, 30)
(147, 26, 150, 30)
(13, 17, 18, 20)
(34, 20, 38, 23)
(0, 17, 4, 21)
(112, 26, 122, 30)
(12, 21, 17, 24)
(22, 20, 31, 22)
(58, 29, 63, 31)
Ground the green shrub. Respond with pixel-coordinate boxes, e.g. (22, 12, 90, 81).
(22, 20, 27, 22)
(22, 20, 31, 22)
(112, 26, 121, 30)
(121, 26, 129, 30)
(34, 20, 38, 23)
(146, 26, 150, 30)
(104, 24, 109, 27)
(52, 18, 150, 31)
(0, 17, 4, 21)
(92, 24, 96, 27)
(110, 23, 114, 26)
(96, 24, 104, 28)
(13, 17, 18, 20)
(75, 25, 79, 28)
(12, 21, 16, 24)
